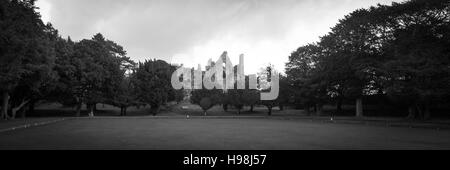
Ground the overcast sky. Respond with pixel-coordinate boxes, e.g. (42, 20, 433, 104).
(36, 0, 403, 74)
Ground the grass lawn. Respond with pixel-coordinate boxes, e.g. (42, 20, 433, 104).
(1, 101, 449, 150)
(1, 117, 450, 150)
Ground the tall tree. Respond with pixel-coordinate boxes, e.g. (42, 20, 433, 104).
(134, 59, 174, 115)
(382, 0, 450, 119)
(53, 33, 131, 116)
(286, 44, 329, 115)
(0, 0, 55, 119)
(286, 0, 450, 119)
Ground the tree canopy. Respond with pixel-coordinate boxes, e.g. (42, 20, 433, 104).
(285, 0, 450, 119)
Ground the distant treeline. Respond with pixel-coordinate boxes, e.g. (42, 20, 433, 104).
(285, 0, 450, 119)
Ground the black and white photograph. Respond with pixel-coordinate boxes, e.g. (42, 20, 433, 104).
(1, 0, 450, 162)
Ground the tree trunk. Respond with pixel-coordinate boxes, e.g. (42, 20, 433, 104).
(307, 107, 311, 116)
(316, 104, 323, 116)
(19, 107, 27, 119)
(303, 105, 308, 116)
(156, 105, 161, 115)
(1, 92, 9, 119)
(223, 104, 228, 112)
(27, 100, 35, 115)
(268, 106, 272, 116)
(88, 104, 94, 117)
(1, 92, 9, 120)
(407, 105, 416, 120)
(279, 104, 284, 111)
(250, 105, 254, 112)
(356, 98, 363, 117)
(11, 100, 30, 119)
(120, 107, 127, 116)
(415, 105, 423, 120)
(336, 98, 343, 114)
(152, 105, 160, 116)
(75, 102, 82, 117)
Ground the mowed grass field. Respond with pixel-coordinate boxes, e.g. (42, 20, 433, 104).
(1, 101, 450, 150)
(1, 117, 450, 150)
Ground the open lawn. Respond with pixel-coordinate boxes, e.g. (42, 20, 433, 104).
(1, 117, 450, 150)
(1, 101, 449, 150)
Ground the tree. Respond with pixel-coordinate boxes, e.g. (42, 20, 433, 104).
(134, 60, 174, 115)
(199, 97, 213, 116)
(286, 0, 450, 119)
(51, 33, 131, 117)
(108, 74, 139, 116)
(382, 0, 450, 119)
(51, 36, 84, 115)
(190, 60, 225, 116)
(285, 44, 328, 116)
(224, 75, 260, 115)
(191, 88, 222, 116)
(319, 0, 449, 118)
(226, 89, 245, 115)
(324, 8, 385, 117)
(245, 89, 260, 112)
(0, 0, 55, 119)
(258, 65, 282, 116)
(277, 75, 292, 111)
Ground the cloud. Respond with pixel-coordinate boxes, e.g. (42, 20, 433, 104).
(37, 0, 401, 74)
